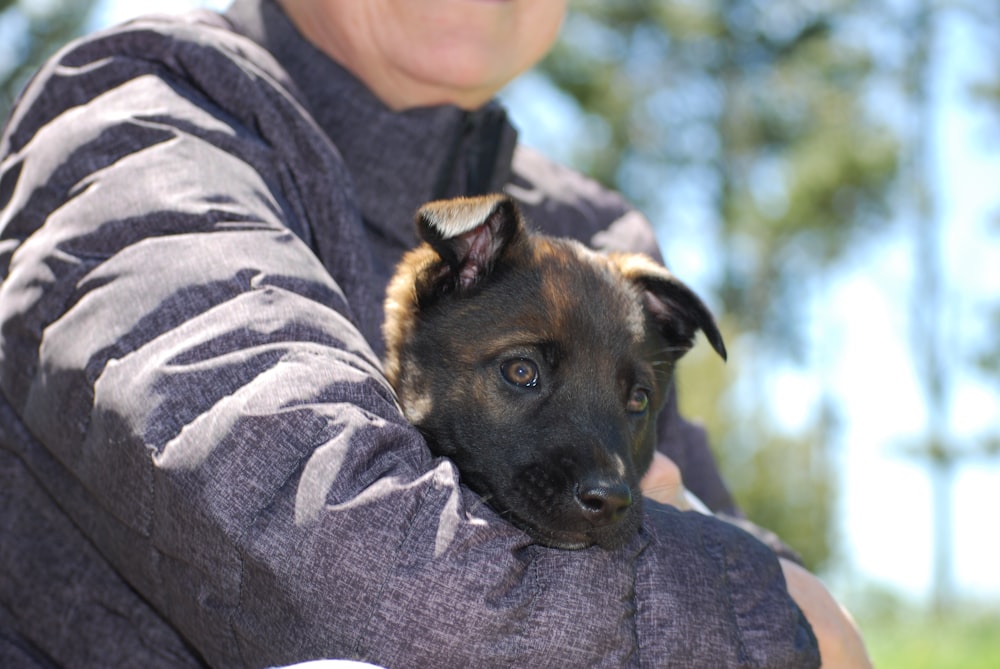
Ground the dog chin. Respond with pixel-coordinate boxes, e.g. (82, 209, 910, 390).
(533, 532, 594, 551)
(516, 518, 639, 551)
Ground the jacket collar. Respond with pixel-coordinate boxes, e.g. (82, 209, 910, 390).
(224, 0, 518, 253)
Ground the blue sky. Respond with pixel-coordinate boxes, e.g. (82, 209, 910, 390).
(94, 0, 1000, 606)
(504, 3, 1000, 605)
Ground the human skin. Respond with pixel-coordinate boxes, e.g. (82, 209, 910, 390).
(276, 1, 873, 665)
(276, 0, 568, 110)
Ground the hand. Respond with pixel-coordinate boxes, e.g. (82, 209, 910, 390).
(639, 451, 692, 509)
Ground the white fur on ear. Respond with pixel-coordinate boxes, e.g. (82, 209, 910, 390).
(418, 194, 509, 239)
(610, 252, 673, 283)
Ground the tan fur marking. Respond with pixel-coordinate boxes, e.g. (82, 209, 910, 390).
(382, 245, 436, 387)
(607, 251, 675, 284)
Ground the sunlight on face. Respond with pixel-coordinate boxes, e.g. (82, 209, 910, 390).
(282, 0, 568, 109)
(375, 0, 568, 104)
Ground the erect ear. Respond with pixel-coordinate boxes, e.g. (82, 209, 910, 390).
(610, 253, 727, 362)
(416, 194, 524, 292)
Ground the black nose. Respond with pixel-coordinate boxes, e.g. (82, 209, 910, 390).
(574, 479, 633, 526)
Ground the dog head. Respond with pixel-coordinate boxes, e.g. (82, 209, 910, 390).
(383, 194, 726, 550)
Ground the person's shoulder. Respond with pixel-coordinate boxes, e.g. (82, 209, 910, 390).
(3, 10, 306, 157)
(31, 10, 257, 80)
(507, 145, 661, 259)
(11, 13, 264, 117)
(507, 144, 629, 238)
(60, 10, 257, 64)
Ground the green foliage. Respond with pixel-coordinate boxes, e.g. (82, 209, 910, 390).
(861, 607, 1000, 669)
(540, 0, 899, 352)
(0, 0, 97, 120)
(722, 425, 835, 570)
(674, 322, 836, 571)
(534, 0, 904, 569)
(978, 306, 1000, 380)
(841, 585, 1000, 668)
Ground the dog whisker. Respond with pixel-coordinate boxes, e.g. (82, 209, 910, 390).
(642, 484, 675, 493)
(649, 346, 692, 359)
(384, 194, 725, 551)
(641, 483, 681, 499)
(469, 494, 494, 514)
(643, 504, 677, 516)
(470, 493, 520, 523)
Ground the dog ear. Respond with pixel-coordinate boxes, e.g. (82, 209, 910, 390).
(611, 253, 727, 361)
(416, 194, 524, 291)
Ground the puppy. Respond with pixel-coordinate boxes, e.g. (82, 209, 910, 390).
(383, 194, 726, 550)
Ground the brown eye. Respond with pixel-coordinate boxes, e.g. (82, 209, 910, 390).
(501, 358, 539, 388)
(627, 388, 650, 415)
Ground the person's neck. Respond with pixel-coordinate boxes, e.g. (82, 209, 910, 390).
(275, 0, 493, 111)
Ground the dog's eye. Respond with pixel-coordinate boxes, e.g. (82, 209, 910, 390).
(501, 358, 539, 388)
(627, 388, 650, 415)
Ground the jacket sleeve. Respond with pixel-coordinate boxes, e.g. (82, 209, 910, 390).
(0, 18, 818, 669)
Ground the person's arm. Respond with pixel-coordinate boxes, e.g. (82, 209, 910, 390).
(0, 18, 818, 668)
(641, 452, 873, 668)
(780, 559, 872, 669)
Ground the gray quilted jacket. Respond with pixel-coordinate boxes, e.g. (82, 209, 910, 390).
(0, 1, 818, 667)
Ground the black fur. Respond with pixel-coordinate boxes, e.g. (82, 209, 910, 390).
(384, 194, 725, 549)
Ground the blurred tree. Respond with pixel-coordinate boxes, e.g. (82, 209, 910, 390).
(540, 0, 897, 355)
(523, 0, 901, 571)
(977, 304, 1000, 388)
(666, 319, 838, 569)
(0, 0, 97, 120)
(970, 2, 1000, 390)
(897, 0, 1000, 614)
